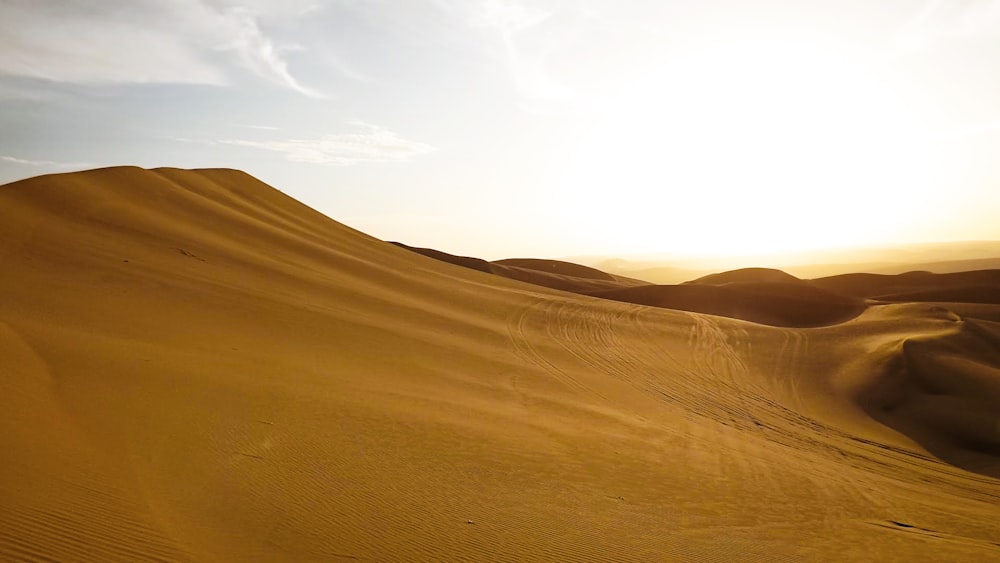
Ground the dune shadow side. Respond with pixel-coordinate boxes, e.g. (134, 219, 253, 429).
(855, 317, 1000, 478)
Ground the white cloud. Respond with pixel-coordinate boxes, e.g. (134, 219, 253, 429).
(0, 1, 225, 85)
(216, 123, 435, 165)
(0, 0, 324, 96)
(1, 155, 93, 168)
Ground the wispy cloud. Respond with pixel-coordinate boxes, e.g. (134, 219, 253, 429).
(461, 0, 578, 109)
(476, 1, 573, 104)
(0, 0, 324, 97)
(236, 124, 281, 131)
(214, 123, 435, 165)
(213, 5, 326, 98)
(1, 155, 93, 168)
(431, 0, 669, 114)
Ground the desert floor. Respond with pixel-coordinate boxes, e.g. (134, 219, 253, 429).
(2, 167, 999, 561)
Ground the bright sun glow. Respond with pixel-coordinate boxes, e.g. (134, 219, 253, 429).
(551, 34, 944, 256)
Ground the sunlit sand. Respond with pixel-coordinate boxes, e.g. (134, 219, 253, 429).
(2, 167, 998, 560)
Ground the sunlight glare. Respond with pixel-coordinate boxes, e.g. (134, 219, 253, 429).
(552, 35, 941, 256)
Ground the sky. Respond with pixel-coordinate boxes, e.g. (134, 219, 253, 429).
(2, 0, 1000, 260)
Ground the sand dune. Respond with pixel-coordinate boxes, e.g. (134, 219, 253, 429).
(876, 257, 1000, 275)
(811, 270, 1000, 303)
(852, 311, 1000, 476)
(686, 266, 805, 285)
(396, 250, 866, 326)
(394, 242, 647, 293)
(493, 258, 620, 281)
(584, 259, 715, 285)
(391, 241, 495, 273)
(587, 242, 1000, 282)
(2, 167, 1000, 561)
(590, 281, 866, 327)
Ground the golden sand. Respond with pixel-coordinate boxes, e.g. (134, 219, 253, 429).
(2, 167, 998, 561)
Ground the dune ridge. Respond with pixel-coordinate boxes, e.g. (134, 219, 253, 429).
(811, 270, 1000, 302)
(686, 267, 804, 285)
(2, 167, 1000, 560)
(399, 244, 999, 327)
(393, 241, 647, 294)
(401, 248, 868, 327)
(493, 257, 619, 281)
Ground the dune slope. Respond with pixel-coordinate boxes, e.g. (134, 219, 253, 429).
(2, 167, 999, 561)
(590, 281, 866, 327)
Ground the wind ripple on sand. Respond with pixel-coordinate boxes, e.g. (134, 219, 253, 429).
(3, 167, 1000, 560)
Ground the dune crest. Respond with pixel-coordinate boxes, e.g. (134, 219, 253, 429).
(686, 267, 805, 285)
(2, 167, 1000, 560)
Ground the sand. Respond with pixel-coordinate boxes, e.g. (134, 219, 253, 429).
(394, 242, 648, 294)
(2, 166, 999, 561)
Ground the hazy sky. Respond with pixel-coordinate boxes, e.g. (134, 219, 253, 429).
(3, 0, 1000, 259)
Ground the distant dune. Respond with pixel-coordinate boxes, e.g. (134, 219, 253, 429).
(811, 270, 1000, 303)
(875, 257, 1000, 275)
(787, 257, 1000, 279)
(493, 258, 618, 281)
(401, 253, 865, 327)
(583, 243, 1000, 283)
(586, 260, 716, 284)
(685, 267, 805, 285)
(2, 167, 1000, 561)
(591, 280, 866, 327)
(390, 241, 494, 273)
(393, 242, 647, 294)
